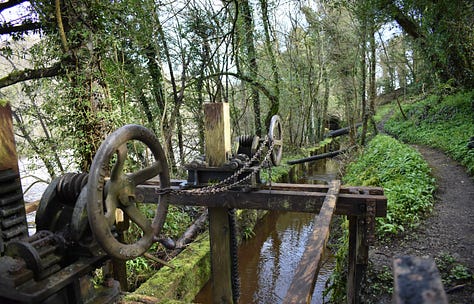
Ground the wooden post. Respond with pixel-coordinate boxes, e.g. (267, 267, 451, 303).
(347, 213, 369, 303)
(0, 102, 28, 253)
(0, 103, 19, 173)
(204, 103, 234, 304)
(204, 102, 231, 167)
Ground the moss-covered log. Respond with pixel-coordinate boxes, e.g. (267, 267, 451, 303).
(122, 234, 211, 303)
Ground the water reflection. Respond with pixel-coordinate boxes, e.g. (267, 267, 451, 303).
(195, 159, 339, 303)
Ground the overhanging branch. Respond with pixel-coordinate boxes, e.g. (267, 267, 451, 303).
(203, 71, 278, 106)
(0, 62, 63, 89)
(0, 22, 42, 35)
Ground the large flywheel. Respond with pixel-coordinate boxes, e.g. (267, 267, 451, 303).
(86, 124, 170, 260)
(268, 115, 283, 166)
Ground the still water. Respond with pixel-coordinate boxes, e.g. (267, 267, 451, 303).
(195, 158, 340, 303)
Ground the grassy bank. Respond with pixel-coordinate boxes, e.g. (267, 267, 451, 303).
(328, 134, 436, 302)
(330, 90, 474, 302)
(384, 90, 474, 174)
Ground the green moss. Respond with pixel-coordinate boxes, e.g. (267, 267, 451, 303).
(125, 233, 211, 303)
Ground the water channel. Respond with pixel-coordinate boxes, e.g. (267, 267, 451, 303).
(19, 152, 342, 302)
(195, 158, 340, 303)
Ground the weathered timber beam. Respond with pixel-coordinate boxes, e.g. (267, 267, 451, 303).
(135, 186, 387, 217)
(145, 180, 385, 196)
(283, 180, 340, 304)
(262, 183, 384, 195)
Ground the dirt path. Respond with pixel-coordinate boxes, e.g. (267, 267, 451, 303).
(370, 145, 474, 303)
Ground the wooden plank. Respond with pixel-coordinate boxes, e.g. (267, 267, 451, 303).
(135, 186, 387, 217)
(283, 180, 340, 304)
(144, 180, 385, 196)
(263, 183, 384, 195)
(203, 102, 234, 304)
(0, 103, 19, 173)
(393, 256, 448, 304)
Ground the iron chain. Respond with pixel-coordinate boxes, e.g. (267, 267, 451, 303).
(160, 136, 275, 196)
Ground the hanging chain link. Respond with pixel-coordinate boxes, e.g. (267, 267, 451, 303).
(158, 135, 275, 196)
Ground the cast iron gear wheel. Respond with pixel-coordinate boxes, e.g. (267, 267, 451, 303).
(86, 124, 170, 260)
(237, 135, 260, 159)
(268, 115, 283, 166)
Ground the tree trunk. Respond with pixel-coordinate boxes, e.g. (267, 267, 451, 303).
(237, 0, 262, 136)
(369, 19, 378, 134)
(360, 14, 368, 146)
(260, 0, 280, 131)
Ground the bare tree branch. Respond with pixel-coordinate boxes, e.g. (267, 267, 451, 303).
(0, 62, 63, 89)
(204, 71, 278, 107)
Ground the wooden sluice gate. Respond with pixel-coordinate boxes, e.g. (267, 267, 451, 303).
(1, 101, 444, 304)
(136, 177, 386, 303)
(135, 103, 386, 303)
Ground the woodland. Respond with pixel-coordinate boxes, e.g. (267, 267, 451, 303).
(1, 0, 473, 302)
(0, 0, 472, 181)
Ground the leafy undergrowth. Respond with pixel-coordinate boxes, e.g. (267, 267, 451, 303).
(328, 134, 436, 302)
(125, 205, 194, 290)
(384, 90, 474, 174)
(344, 134, 436, 235)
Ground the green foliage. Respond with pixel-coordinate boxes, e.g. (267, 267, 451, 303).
(362, 265, 393, 303)
(435, 253, 474, 287)
(328, 134, 435, 303)
(162, 206, 193, 239)
(261, 139, 333, 182)
(344, 134, 436, 235)
(373, 103, 394, 123)
(129, 204, 192, 241)
(384, 90, 474, 174)
(324, 218, 349, 302)
(126, 256, 154, 289)
(124, 204, 192, 290)
(241, 226, 256, 240)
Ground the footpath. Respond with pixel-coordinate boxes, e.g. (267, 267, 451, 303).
(370, 145, 474, 303)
